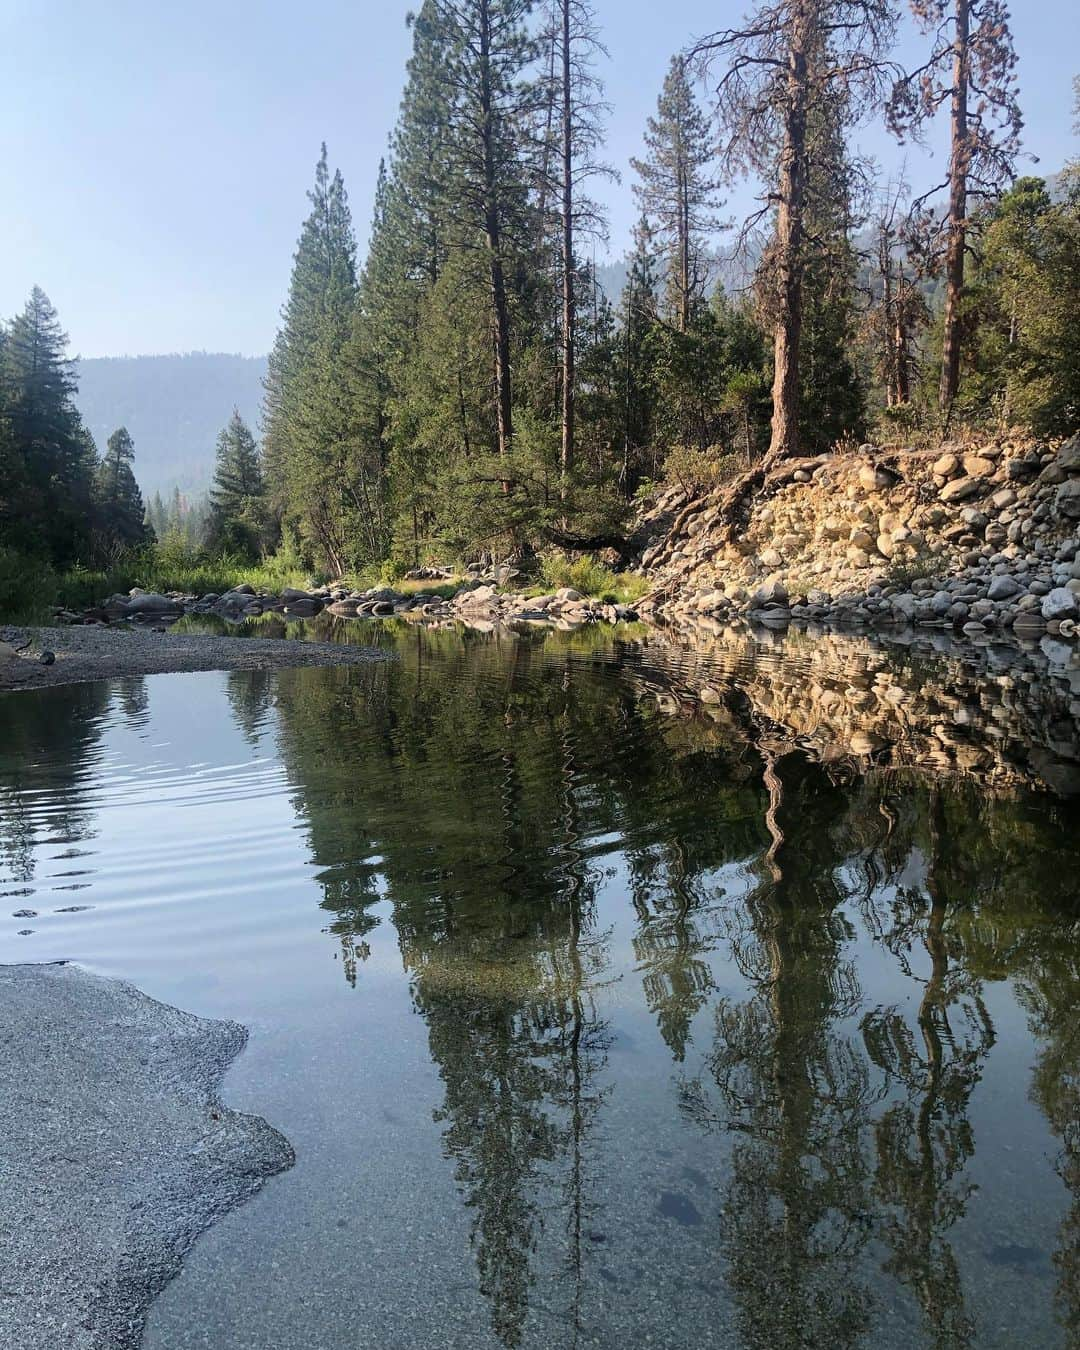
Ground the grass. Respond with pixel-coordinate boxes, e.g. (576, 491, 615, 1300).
(538, 553, 650, 605)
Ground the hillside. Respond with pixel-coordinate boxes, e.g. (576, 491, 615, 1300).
(74, 353, 267, 497)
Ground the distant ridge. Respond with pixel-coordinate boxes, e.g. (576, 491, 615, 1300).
(74, 352, 268, 498)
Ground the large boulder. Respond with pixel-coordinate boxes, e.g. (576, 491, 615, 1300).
(124, 592, 183, 615)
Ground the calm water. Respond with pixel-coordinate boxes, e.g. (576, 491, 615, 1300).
(2, 622, 1079, 1349)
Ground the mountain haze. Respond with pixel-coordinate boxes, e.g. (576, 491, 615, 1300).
(74, 353, 267, 497)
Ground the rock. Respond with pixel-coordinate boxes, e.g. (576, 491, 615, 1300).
(555, 587, 584, 603)
(1006, 456, 1039, 482)
(1057, 433, 1080, 472)
(859, 463, 897, 491)
(1056, 480, 1080, 520)
(759, 547, 784, 568)
(940, 476, 985, 503)
(963, 454, 995, 478)
(280, 588, 313, 602)
(987, 575, 1023, 601)
(39, 650, 56, 666)
(124, 592, 183, 615)
(1041, 587, 1079, 622)
(750, 580, 789, 609)
(933, 452, 960, 477)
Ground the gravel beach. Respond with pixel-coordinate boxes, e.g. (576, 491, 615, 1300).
(0, 624, 388, 691)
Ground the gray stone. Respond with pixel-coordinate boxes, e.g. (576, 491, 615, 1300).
(940, 476, 985, 503)
(1042, 587, 1080, 621)
(987, 575, 1023, 601)
(1056, 479, 1080, 520)
(124, 592, 183, 615)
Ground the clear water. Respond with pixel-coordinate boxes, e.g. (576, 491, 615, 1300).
(2, 622, 1079, 1349)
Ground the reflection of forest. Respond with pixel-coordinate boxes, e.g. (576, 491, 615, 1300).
(0, 679, 118, 894)
(258, 624, 1080, 1347)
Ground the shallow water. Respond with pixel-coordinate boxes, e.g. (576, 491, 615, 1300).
(2, 622, 1080, 1349)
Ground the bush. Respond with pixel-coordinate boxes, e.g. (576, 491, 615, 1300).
(0, 547, 57, 623)
(663, 444, 742, 493)
(539, 552, 649, 604)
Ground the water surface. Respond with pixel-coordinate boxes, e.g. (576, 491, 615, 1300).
(2, 623, 1079, 1349)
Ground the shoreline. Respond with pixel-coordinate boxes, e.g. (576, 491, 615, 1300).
(0, 961, 293, 1350)
(0, 624, 390, 691)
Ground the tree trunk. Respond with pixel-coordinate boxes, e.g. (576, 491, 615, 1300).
(559, 0, 574, 495)
(678, 140, 690, 334)
(478, 0, 513, 482)
(939, 0, 969, 417)
(767, 6, 810, 460)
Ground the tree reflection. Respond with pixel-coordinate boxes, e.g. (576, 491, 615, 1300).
(682, 746, 878, 1349)
(862, 789, 995, 1349)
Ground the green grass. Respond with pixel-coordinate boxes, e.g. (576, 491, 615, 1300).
(538, 553, 649, 605)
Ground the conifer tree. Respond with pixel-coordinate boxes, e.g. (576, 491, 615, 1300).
(263, 145, 361, 574)
(631, 57, 723, 334)
(433, 0, 538, 467)
(888, 0, 1022, 416)
(695, 1, 898, 461)
(207, 410, 267, 558)
(0, 287, 97, 562)
(95, 426, 149, 553)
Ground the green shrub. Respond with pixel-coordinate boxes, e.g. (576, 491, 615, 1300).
(0, 547, 58, 623)
(539, 552, 648, 604)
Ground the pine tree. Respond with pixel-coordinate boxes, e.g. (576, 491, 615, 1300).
(207, 410, 267, 558)
(95, 426, 149, 554)
(631, 56, 723, 334)
(695, 1, 897, 460)
(263, 145, 361, 574)
(434, 0, 539, 467)
(0, 287, 97, 562)
(889, 0, 1022, 417)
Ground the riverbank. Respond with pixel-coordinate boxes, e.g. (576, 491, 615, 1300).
(0, 962, 292, 1350)
(636, 432, 1080, 643)
(0, 624, 390, 691)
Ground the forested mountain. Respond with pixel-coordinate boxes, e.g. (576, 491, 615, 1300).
(74, 353, 266, 495)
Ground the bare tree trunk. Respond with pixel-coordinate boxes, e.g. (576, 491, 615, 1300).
(678, 149, 690, 334)
(559, 0, 574, 495)
(768, 5, 810, 460)
(940, 0, 969, 418)
(478, 0, 513, 483)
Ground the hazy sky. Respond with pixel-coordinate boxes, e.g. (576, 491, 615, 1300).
(2, 0, 1075, 358)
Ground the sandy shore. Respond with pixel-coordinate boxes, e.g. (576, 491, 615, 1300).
(0, 624, 389, 691)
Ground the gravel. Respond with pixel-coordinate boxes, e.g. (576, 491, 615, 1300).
(0, 624, 389, 691)
(0, 962, 294, 1350)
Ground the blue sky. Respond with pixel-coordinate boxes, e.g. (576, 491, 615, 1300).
(1, 0, 1074, 357)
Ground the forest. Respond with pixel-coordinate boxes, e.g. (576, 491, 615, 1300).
(1, 0, 1078, 602)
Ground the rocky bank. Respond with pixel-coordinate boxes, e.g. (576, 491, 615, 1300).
(635, 432, 1080, 644)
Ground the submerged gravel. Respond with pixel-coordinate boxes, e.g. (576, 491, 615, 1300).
(0, 962, 294, 1349)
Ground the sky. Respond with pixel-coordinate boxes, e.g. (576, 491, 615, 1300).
(1, 0, 1075, 358)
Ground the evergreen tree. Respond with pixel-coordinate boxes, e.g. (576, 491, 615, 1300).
(631, 56, 723, 334)
(94, 426, 149, 554)
(0, 287, 97, 563)
(207, 410, 268, 558)
(263, 145, 362, 575)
